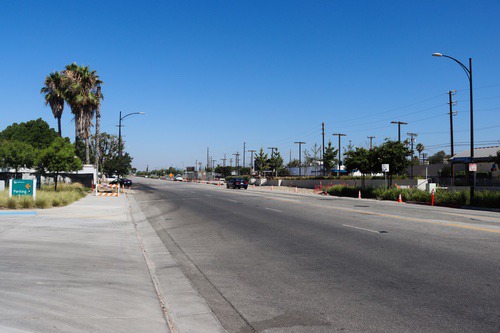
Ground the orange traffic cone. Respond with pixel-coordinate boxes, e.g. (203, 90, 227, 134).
(398, 193, 402, 203)
(294, 187, 298, 193)
(358, 190, 361, 199)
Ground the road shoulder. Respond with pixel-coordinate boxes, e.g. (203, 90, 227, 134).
(127, 194, 227, 333)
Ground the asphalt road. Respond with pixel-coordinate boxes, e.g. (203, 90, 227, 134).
(131, 177, 500, 333)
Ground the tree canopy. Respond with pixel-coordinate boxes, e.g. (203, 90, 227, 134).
(342, 139, 412, 178)
(323, 141, 338, 174)
(428, 150, 448, 164)
(40, 71, 65, 137)
(0, 140, 36, 175)
(372, 139, 412, 176)
(36, 137, 83, 190)
(254, 148, 269, 176)
(0, 118, 59, 150)
(343, 147, 373, 175)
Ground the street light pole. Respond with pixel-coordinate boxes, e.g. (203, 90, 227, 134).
(391, 121, 408, 142)
(332, 133, 346, 178)
(433, 52, 475, 202)
(118, 111, 145, 158)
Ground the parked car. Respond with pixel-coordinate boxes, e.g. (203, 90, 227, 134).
(173, 175, 183, 181)
(110, 178, 133, 187)
(226, 178, 248, 189)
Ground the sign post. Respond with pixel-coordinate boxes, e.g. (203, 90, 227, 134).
(9, 179, 37, 200)
(382, 164, 390, 189)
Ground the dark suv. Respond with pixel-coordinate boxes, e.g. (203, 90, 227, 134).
(226, 178, 248, 189)
(110, 178, 133, 188)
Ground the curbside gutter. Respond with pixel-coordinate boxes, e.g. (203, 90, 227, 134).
(127, 194, 227, 333)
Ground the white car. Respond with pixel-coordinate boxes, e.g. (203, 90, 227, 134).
(174, 176, 183, 181)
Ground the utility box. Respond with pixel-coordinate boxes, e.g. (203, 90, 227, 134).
(0, 180, 5, 191)
(426, 183, 437, 193)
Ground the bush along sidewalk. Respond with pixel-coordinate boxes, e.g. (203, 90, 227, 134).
(324, 185, 500, 209)
(0, 183, 89, 209)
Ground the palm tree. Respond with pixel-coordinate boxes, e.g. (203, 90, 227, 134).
(40, 71, 65, 137)
(416, 143, 424, 164)
(62, 64, 103, 164)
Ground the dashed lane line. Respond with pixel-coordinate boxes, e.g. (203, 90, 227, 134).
(343, 224, 381, 234)
(265, 207, 283, 213)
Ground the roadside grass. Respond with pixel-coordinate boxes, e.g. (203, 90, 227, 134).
(326, 185, 500, 209)
(0, 183, 89, 209)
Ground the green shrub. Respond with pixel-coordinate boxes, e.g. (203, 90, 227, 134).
(0, 183, 88, 210)
(325, 185, 499, 209)
(51, 197, 62, 207)
(35, 197, 50, 209)
(326, 185, 378, 198)
(20, 197, 35, 209)
(408, 189, 431, 203)
(473, 191, 500, 208)
(7, 198, 18, 209)
(434, 190, 469, 207)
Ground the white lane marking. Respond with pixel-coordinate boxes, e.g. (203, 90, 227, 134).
(227, 199, 239, 203)
(343, 224, 380, 234)
(265, 207, 283, 213)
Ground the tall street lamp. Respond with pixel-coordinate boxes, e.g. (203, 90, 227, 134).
(432, 52, 475, 202)
(118, 111, 145, 158)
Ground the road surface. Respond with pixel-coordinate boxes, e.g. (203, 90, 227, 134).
(132, 177, 500, 332)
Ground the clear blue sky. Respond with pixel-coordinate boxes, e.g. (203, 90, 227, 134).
(1, 1, 499, 171)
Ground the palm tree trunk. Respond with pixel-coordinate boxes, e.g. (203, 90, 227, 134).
(57, 116, 62, 137)
(85, 137, 90, 164)
(94, 87, 101, 171)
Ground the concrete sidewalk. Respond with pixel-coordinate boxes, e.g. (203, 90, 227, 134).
(0, 193, 223, 333)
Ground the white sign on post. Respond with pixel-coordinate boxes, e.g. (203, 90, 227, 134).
(382, 164, 389, 189)
(469, 163, 477, 172)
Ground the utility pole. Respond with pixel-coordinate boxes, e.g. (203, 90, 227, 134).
(407, 132, 418, 179)
(222, 154, 227, 167)
(332, 133, 346, 178)
(367, 136, 375, 150)
(391, 121, 408, 142)
(248, 149, 256, 173)
(212, 159, 216, 180)
(448, 90, 457, 184)
(243, 142, 246, 169)
(322, 122, 325, 176)
(233, 152, 240, 175)
(294, 141, 306, 177)
(207, 147, 209, 172)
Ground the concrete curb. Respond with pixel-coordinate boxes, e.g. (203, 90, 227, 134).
(127, 194, 226, 333)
